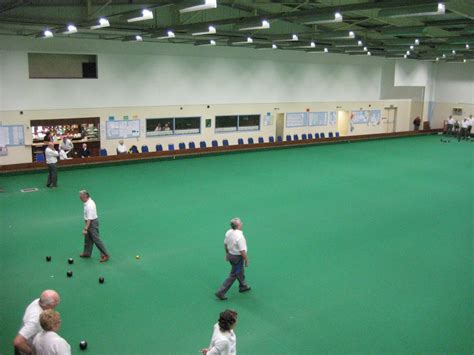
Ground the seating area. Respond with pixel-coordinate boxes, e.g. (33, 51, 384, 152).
(121, 132, 342, 154)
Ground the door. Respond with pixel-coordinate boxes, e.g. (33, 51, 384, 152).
(276, 113, 285, 139)
(384, 107, 397, 133)
(336, 111, 350, 136)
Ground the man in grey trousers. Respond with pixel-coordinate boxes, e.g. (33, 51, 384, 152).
(215, 217, 251, 300)
(79, 190, 110, 262)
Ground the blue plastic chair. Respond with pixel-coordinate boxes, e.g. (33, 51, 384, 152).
(212, 140, 218, 147)
(248, 138, 254, 144)
(189, 142, 196, 149)
(141, 145, 149, 153)
(308, 133, 313, 139)
(258, 137, 264, 144)
(99, 148, 108, 156)
(320, 133, 325, 138)
(277, 136, 283, 142)
(129, 146, 139, 154)
(156, 144, 163, 152)
(238, 138, 244, 145)
(36, 153, 45, 162)
(286, 135, 292, 141)
(293, 134, 299, 141)
(302, 134, 307, 140)
(200, 141, 207, 148)
(269, 136, 275, 143)
(168, 144, 174, 151)
(223, 139, 229, 146)
(328, 132, 334, 138)
(314, 133, 320, 139)
(335, 132, 340, 137)
(179, 143, 186, 150)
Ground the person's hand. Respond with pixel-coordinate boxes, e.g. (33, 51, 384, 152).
(225, 253, 229, 261)
(82, 228, 88, 236)
(201, 349, 209, 355)
(244, 259, 249, 267)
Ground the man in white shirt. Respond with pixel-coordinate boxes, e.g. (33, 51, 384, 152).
(458, 118, 469, 141)
(13, 290, 61, 354)
(201, 310, 238, 355)
(32, 309, 71, 355)
(467, 114, 473, 138)
(79, 190, 110, 262)
(59, 149, 72, 160)
(44, 142, 59, 188)
(446, 115, 455, 136)
(59, 136, 74, 158)
(215, 218, 251, 300)
(116, 140, 128, 155)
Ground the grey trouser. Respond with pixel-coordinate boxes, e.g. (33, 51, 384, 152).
(458, 127, 467, 141)
(83, 219, 108, 257)
(446, 124, 453, 135)
(217, 254, 248, 295)
(47, 163, 57, 187)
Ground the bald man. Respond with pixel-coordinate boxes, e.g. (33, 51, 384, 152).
(13, 290, 60, 354)
(44, 142, 59, 188)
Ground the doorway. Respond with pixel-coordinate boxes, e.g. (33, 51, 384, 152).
(276, 113, 285, 139)
(336, 111, 350, 136)
(384, 107, 397, 133)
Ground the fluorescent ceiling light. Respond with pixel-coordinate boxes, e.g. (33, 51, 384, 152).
(40, 30, 53, 39)
(307, 47, 328, 54)
(154, 30, 175, 39)
(293, 41, 316, 49)
(127, 9, 153, 23)
(123, 35, 143, 42)
(239, 20, 270, 31)
(195, 39, 216, 46)
(452, 49, 456, 54)
(192, 25, 216, 36)
(442, 54, 446, 58)
(135, 35, 143, 41)
(90, 18, 109, 30)
(404, 54, 408, 59)
(301, 12, 343, 24)
(274, 34, 298, 42)
(466, 44, 470, 49)
(363, 46, 368, 52)
(379, 3, 445, 18)
(406, 50, 411, 55)
(415, 39, 420, 45)
(63, 25, 77, 35)
(436, 57, 439, 61)
(358, 40, 363, 46)
(180, 0, 217, 14)
(317, 31, 354, 40)
(255, 43, 278, 50)
(367, 51, 372, 56)
(231, 37, 253, 45)
(410, 45, 414, 50)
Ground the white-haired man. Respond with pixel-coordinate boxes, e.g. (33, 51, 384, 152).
(13, 290, 61, 354)
(215, 218, 251, 300)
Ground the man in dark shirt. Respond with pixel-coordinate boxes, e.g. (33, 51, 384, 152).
(80, 143, 91, 158)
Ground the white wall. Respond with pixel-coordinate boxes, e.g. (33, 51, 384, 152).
(433, 62, 474, 104)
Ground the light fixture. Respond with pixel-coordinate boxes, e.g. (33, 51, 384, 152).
(301, 12, 343, 24)
(404, 54, 408, 59)
(466, 44, 470, 49)
(135, 35, 143, 42)
(436, 57, 439, 61)
(293, 41, 316, 49)
(63, 24, 77, 35)
(358, 40, 363, 46)
(442, 53, 446, 58)
(363, 46, 368, 52)
(195, 39, 216, 46)
(415, 39, 420, 45)
(256, 43, 278, 50)
(230, 37, 253, 45)
(367, 51, 372, 56)
(410, 45, 414, 50)
(379, 3, 445, 18)
(406, 50, 411, 55)
(464, 59, 467, 63)
(154, 30, 175, 39)
(272, 44, 277, 49)
(127, 9, 153, 23)
(452, 49, 456, 55)
(274, 34, 298, 42)
(38, 29, 53, 39)
(308, 47, 329, 54)
(123, 35, 143, 42)
(90, 18, 110, 30)
(192, 25, 216, 36)
(239, 20, 270, 31)
(316, 31, 354, 40)
(180, 0, 217, 14)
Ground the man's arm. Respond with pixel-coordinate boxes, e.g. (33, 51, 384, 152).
(240, 250, 249, 267)
(13, 334, 32, 354)
(224, 245, 229, 260)
(83, 219, 91, 235)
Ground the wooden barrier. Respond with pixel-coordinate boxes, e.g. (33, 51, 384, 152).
(0, 129, 442, 174)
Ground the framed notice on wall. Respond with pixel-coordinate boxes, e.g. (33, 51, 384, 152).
(286, 112, 307, 127)
(106, 120, 140, 139)
(308, 112, 328, 126)
(0, 125, 25, 146)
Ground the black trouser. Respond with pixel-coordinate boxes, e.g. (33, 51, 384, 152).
(46, 163, 57, 187)
(446, 124, 453, 135)
(458, 127, 467, 141)
(467, 126, 472, 138)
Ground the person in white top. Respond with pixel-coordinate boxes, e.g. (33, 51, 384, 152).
(446, 115, 455, 136)
(59, 149, 72, 160)
(59, 136, 74, 158)
(44, 142, 59, 188)
(467, 114, 473, 138)
(201, 310, 238, 355)
(13, 290, 61, 354)
(458, 118, 470, 141)
(116, 140, 128, 155)
(32, 309, 71, 355)
(79, 190, 110, 262)
(215, 218, 251, 300)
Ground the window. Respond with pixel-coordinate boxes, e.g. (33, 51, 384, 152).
(215, 115, 238, 132)
(28, 53, 98, 79)
(175, 117, 200, 134)
(146, 117, 201, 136)
(215, 115, 260, 132)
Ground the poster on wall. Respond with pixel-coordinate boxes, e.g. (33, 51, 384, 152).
(370, 110, 381, 125)
(264, 112, 273, 126)
(106, 120, 140, 139)
(308, 112, 328, 126)
(286, 112, 307, 127)
(0, 125, 25, 146)
(351, 110, 370, 124)
(328, 111, 337, 126)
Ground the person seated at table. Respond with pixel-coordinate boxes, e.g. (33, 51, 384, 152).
(155, 123, 162, 131)
(80, 143, 91, 158)
(60, 136, 74, 157)
(128, 145, 139, 154)
(164, 123, 171, 131)
(59, 148, 72, 160)
(116, 140, 128, 155)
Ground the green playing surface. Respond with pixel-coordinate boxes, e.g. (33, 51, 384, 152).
(0, 135, 472, 354)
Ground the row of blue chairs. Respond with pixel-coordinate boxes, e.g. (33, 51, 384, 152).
(95, 132, 340, 157)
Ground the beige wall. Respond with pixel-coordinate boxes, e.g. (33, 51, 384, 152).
(431, 102, 474, 128)
(0, 99, 417, 166)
